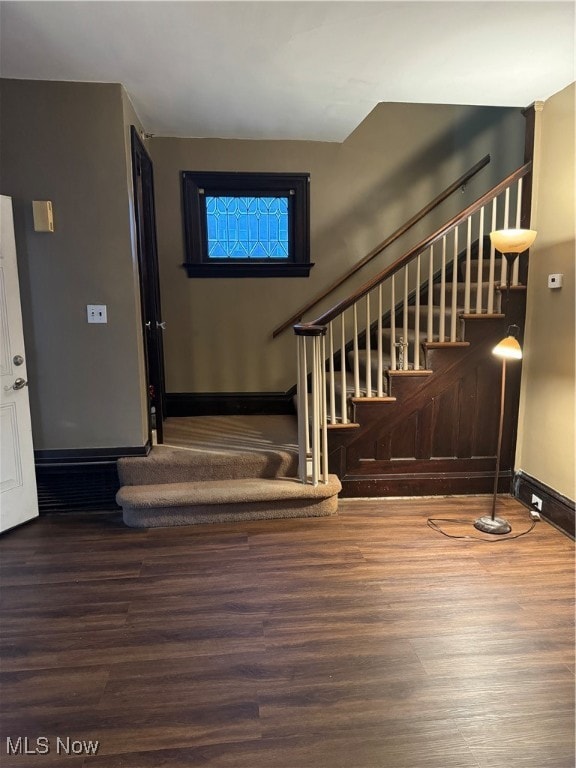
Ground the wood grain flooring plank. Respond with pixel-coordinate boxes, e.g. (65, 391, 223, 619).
(460, 711, 575, 767)
(69, 725, 482, 768)
(1, 702, 262, 758)
(0, 623, 266, 672)
(0, 602, 131, 637)
(0, 665, 110, 710)
(410, 627, 575, 676)
(0, 561, 142, 587)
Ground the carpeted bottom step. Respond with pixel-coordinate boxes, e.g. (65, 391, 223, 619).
(118, 445, 298, 485)
(117, 475, 342, 528)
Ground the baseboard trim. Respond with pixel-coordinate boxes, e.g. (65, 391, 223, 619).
(339, 471, 514, 498)
(35, 445, 150, 465)
(513, 470, 575, 539)
(34, 445, 149, 513)
(166, 392, 296, 417)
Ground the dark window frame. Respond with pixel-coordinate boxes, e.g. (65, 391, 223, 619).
(181, 171, 313, 277)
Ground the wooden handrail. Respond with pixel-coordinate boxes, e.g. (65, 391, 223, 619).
(272, 153, 491, 338)
(306, 161, 532, 329)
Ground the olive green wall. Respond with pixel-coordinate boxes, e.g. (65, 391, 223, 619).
(516, 83, 575, 501)
(150, 103, 525, 394)
(0, 79, 148, 450)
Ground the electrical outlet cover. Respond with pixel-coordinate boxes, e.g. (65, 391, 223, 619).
(87, 304, 107, 324)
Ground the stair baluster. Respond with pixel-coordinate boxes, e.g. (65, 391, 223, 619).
(476, 206, 485, 314)
(390, 274, 397, 370)
(440, 238, 447, 341)
(513, 178, 523, 286)
(414, 255, 421, 370)
(353, 305, 360, 397)
(402, 266, 409, 370)
(377, 284, 384, 396)
(427, 246, 434, 342)
(451, 226, 459, 341)
(320, 333, 329, 482)
(296, 334, 308, 482)
(328, 322, 336, 425)
(365, 293, 372, 396)
(340, 315, 348, 424)
(464, 215, 472, 314)
(488, 198, 498, 313)
(500, 187, 511, 288)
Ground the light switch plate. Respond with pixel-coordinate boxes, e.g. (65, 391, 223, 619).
(87, 304, 107, 323)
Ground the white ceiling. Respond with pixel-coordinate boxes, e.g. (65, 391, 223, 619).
(1, 1, 574, 142)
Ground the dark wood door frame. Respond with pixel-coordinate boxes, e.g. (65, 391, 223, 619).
(130, 126, 166, 444)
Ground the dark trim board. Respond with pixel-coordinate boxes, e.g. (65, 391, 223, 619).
(35, 445, 150, 465)
(339, 470, 514, 498)
(166, 392, 296, 417)
(514, 470, 575, 539)
(183, 263, 314, 278)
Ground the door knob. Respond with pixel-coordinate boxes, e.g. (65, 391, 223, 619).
(156, 321, 166, 330)
(4, 378, 28, 391)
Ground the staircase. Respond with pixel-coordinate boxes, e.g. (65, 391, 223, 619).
(116, 161, 533, 528)
(116, 415, 341, 527)
(296, 253, 527, 498)
(294, 161, 532, 497)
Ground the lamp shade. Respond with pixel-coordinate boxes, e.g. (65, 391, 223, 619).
(492, 334, 522, 360)
(489, 229, 537, 254)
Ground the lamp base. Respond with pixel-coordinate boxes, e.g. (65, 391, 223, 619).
(474, 516, 512, 535)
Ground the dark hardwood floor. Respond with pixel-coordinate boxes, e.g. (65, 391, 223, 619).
(0, 496, 574, 767)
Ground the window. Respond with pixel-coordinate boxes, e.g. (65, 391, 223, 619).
(181, 171, 312, 277)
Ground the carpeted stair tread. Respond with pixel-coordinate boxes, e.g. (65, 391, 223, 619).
(117, 475, 341, 509)
(117, 475, 342, 528)
(118, 445, 298, 485)
(118, 415, 299, 485)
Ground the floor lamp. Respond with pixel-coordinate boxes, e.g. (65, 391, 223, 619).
(474, 325, 523, 535)
(474, 228, 537, 534)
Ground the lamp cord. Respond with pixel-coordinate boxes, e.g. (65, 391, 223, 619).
(427, 516, 537, 542)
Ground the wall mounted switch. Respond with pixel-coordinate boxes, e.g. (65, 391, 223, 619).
(87, 304, 107, 324)
(548, 273, 563, 289)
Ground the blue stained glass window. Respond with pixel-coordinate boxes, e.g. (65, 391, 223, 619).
(205, 196, 289, 260)
(181, 171, 311, 277)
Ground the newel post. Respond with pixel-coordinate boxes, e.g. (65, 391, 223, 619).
(294, 324, 328, 485)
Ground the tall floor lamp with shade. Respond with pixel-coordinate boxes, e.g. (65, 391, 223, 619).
(474, 229, 537, 535)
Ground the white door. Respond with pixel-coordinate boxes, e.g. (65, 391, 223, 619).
(0, 195, 39, 533)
